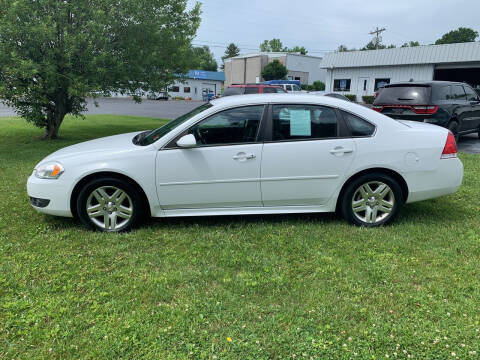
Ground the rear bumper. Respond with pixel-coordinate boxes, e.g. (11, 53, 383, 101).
(405, 157, 463, 203)
(27, 175, 73, 217)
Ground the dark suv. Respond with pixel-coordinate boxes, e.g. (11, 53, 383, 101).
(223, 84, 286, 97)
(373, 81, 480, 139)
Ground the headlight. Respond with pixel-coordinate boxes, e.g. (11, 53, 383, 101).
(34, 161, 65, 179)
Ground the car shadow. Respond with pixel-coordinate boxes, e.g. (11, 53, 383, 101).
(41, 197, 467, 232)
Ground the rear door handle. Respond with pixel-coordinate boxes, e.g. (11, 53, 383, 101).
(330, 147, 354, 155)
(233, 152, 256, 160)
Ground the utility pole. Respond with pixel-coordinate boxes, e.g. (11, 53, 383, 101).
(369, 27, 386, 49)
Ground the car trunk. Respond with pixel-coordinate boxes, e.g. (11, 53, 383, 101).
(373, 84, 435, 120)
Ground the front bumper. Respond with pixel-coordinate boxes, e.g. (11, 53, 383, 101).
(27, 175, 73, 217)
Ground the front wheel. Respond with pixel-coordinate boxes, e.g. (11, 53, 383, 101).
(76, 177, 146, 232)
(340, 173, 404, 227)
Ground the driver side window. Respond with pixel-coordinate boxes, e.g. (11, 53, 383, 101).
(188, 105, 264, 146)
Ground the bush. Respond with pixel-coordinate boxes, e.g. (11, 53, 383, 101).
(171, 96, 185, 100)
(362, 95, 375, 104)
(344, 94, 357, 102)
(261, 59, 288, 80)
(312, 81, 325, 91)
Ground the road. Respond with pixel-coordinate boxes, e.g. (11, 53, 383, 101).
(1, 97, 479, 154)
(0, 97, 204, 120)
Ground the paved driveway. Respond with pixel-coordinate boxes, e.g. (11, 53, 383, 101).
(1, 98, 479, 154)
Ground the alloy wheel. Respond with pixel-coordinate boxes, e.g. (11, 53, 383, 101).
(86, 186, 133, 231)
(351, 181, 395, 224)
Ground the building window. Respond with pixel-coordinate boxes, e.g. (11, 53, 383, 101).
(333, 79, 351, 92)
(374, 78, 390, 91)
(184, 86, 191, 93)
(287, 76, 293, 80)
(294, 77, 301, 81)
(169, 86, 180, 93)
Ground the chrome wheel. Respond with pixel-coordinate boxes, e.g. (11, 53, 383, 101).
(351, 181, 395, 224)
(86, 186, 133, 231)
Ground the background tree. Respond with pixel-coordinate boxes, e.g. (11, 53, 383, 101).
(401, 41, 420, 47)
(361, 40, 395, 51)
(0, 0, 200, 139)
(260, 39, 284, 52)
(260, 39, 308, 54)
(435, 27, 478, 44)
(221, 43, 240, 69)
(190, 46, 218, 71)
(261, 60, 288, 81)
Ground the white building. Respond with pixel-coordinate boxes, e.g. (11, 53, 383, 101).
(321, 42, 480, 101)
(224, 52, 326, 87)
(167, 70, 225, 101)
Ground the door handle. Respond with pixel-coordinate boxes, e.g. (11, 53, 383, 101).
(329, 147, 354, 155)
(233, 153, 256, 160)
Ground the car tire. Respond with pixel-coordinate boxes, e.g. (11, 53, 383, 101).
(340, 172, 404, 227)
(448, 121, 459, 142)
(76, 177, 146, 232)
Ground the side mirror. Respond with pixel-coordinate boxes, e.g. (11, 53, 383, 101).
(176, 134, 197, 148)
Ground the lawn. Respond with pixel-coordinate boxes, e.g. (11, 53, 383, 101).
(1, 115, 479, 359)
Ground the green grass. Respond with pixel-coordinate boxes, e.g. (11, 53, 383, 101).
(1, 115, 479, 359)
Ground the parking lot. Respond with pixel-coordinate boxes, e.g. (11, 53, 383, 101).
(1, 97, 479, 153)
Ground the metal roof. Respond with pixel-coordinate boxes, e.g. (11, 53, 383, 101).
(321, 42, 480, 68)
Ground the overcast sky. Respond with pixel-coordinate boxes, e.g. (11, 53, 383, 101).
(186, 0, 480, 65)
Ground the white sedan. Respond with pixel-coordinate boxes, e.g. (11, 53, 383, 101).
(27, 94, 463, 232)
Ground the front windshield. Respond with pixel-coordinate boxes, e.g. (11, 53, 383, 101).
(141, 103, 213, 145)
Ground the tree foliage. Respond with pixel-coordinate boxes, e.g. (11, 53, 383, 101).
(401, 41, 420, 47)
(361, 41, 395, 51)
(435, 27, 478, 45)
(261, 60, 288, 81)
(260, 39, 308, 54)
(0, 0, 200, 139)
(190, 46, 218, 71)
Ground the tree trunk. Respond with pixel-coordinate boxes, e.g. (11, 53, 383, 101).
(42, 101, 67, 140)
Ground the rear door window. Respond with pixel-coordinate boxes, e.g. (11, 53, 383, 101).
(271, 105, 338, 141)
(374, 85, 431, 104)
(263, 87, 278, 94)
(464, 85, 479, 101)
(452, 85, 466, 100)
(341, 111, 375, 137)
(244, 87, 260, 94)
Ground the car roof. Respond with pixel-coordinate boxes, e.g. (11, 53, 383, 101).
(229, 84, 282, 88)
(211, 93, 363, 112)
(384, 80, 466, 87)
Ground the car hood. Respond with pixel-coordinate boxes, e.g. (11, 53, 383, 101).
(41, 131, 144, 163)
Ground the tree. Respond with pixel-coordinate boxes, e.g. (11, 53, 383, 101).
(260, 39, 308, 54)
(401, 41, 420, 47)
(435, 27, 478, 45)
(361, 41, 395, 51)
(0, 0, 200, 139)
(288, 46, 308, 55)
(337, 45, 349, 52)
(221, 43, 240, 69)
(260, 39, 284, 52)
(190, 46, 218, 71)
(261, 60, 288, 81)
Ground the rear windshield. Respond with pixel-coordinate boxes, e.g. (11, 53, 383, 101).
(374, 85, 431, 104)
(223, 87, 244, 96)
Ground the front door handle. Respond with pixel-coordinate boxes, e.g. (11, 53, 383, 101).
(233, 152, 256, 161)
(329, 147, 354, 155)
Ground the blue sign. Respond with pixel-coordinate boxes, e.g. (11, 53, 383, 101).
(340, 79, 347, 90)
(193, 70, 208, 79)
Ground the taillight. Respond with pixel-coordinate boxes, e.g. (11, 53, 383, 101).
(441, 132, 457, 159)
(412, 105, 439, 114)
(372, 105, 383, 112)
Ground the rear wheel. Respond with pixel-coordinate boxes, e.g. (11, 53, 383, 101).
(340, 173, 403, 227)
(448, 121, 459, 142)
(76, 177, 146, 232)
